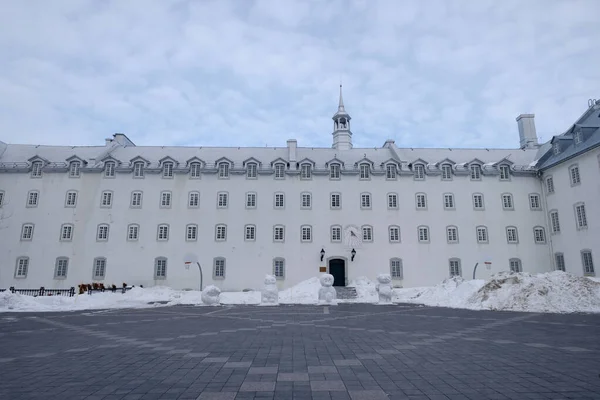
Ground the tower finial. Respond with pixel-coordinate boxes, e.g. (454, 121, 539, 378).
(338, 83, 345, 112)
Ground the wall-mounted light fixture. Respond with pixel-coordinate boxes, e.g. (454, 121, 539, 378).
(351, 248, 356, 262)
(320, 248, 325, 262)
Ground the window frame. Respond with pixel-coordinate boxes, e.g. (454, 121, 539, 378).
(581, 250, 595, 276)
(244, 224, 256, 241)
(361, 225, 373, 242)
(154, 257, 167, 279)
(300, 225, 312, 243)
(0, 190, 4, 207)
(506, 226, 519, 244)
(273, 258, 285, 279)
(218, 162, 230, 179)
(27, 190, 39, 208)
(449, 258, 462, 277)
(476, 226, 489, 244)
(501, 193, 514, 210)
(246, 162, 257, 179)
(498, 164, 511, 181)
(127, 224, 140, 241)
(387, 193, 398, 209)
(274, 163, 286, 179)
(65, 190, 78, 208)
(300, 163, 312, 180)
(413, 163, 425, 180)
(217, 192, 229, 209)
(574, 202, 588, 230)
(549, 210, 560, 234)
(300, 192, 312, 210)
(96, 224, 109, 242)
(20, 223, 34, 241)
(60, 223, 74, 242)
(273, 225, 285, 243)
(162, 162, 174, 179)
(545, 175, 554, 194)
(389, 225, 400, 243)
(417, 225, 430, 243)
(509, 258, 522, 273)
(390, 258, 403, 279)
(359, 163, 371, 180)
(188, 191, 200, 208)
(246, 192, 257, 209)
(130, 191, 143, 208)
(443, 193, 455, 210)
(441, 164, 452, 181)
(69, 161, 81, 178)
(569, 164, 581, 186)
(274, 192, 285, 209)
(190, 162, 202, 179)
(15, 256, 29, 278)
(54, 257, 69, 279)
(100, 190, 114, 208)
(133, 161, 145, 178)
(360, 192, 372, 210)
(446, 225, 459, 244)
(472, 193, 484, 210)
(470, 164, 482, 181)
(529, 193, 541, 211)
(157, 224, 170, 241)
(186, 224, 198, 242)
(533, 226, 546, 244)
(330, 192, 341, 209)
(31, 161, 43, 178)
(555, 252, 565, 272)
(213, 257, 226, 279)
(159, 191, 172, 209)
(215, 224, 227, 241)
(92, 257, 107, 280)
(385, 164, 397, 180)
(331, 225, 342, 242)
(415, 193, 427, 210)
(329, 163, 341, 180)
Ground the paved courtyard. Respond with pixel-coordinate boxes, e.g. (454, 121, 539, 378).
(0, 303, 599, 400)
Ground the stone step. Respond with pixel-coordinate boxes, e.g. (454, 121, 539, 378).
(335, 286, 358, 300)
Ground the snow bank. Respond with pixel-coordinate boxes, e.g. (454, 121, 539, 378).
(347, 276, 378, 303)
(395, 272, 600, 314)
(279, 277, 320, 304)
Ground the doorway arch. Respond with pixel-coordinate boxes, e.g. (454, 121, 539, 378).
(327, 256, 348, 287)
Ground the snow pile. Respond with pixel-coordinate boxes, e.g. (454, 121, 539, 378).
(279, 277, 321, 304)
(347, 276, 378, 303)
(396, 272, 600, 313)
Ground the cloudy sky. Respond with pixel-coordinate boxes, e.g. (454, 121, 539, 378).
(0, 0, 598, 149)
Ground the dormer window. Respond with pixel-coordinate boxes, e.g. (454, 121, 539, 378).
(413, 164, 425, 180)
(133, 161, 145, 178)
(69, 161, 81, 178)
(359, 164, 370, 180)
(330, 164, 341, 180)
(553, 143, 560, 155)
(300, 164, 312, 180)
(31, 161, 43, 178)
(104, 161, 116, 178)
(218, 162, 229, 179)
(163, 162, 174, 178)
(274, 163, 286, 179)
(499, 165, 510, 181)
(574, 131, 582, 145)
(386, 164, 396, 180)
(246, 163, 257, 179)
(470, 164, 482, 180)
(190, 162, 201, 178)
(441, 164, 452, 180)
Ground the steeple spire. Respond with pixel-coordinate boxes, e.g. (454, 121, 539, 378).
(338, 84, 345, 113)
(332, 84, 352, 150)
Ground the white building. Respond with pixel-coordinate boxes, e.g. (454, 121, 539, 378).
(0, 90, 597, 291)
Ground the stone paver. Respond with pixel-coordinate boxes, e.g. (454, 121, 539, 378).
(0, 304, 599, 399)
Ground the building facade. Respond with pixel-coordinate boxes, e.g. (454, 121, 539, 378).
(0, 91, 597, 291)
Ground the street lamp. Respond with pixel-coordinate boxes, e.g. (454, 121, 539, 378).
(320, 248, 325, 262)
(351, 248, 356, 261)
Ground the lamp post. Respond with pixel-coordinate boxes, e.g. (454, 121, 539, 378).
(351, 248, 356, 262)
(320, 248, 325, 262)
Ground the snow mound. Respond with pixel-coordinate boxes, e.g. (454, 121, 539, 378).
(395, 272, 600, 313)
(279, 277, 320, 304)
(347, 276, 378, 303)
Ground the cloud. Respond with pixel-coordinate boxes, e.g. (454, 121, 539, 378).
(0, 0, 598, 149)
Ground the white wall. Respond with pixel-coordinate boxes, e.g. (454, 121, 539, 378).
(0, 167, 553, 291)
(542, 147, 599, 276)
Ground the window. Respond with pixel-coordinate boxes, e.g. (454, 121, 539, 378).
(188, 191, 200, 208)
(470, 164, 482, 180)
(415, 193, 427, 210)
(163, 162, 174, 178)
(245, 225, 256, 241)
(213, 257, 226, 279)
(509, 258, 522, 273)
(127, 224, 139, 241)
(273, 258, 285, 279)
(217, 192, 228, 208)
(574, 131, 582, 145)
(274, 193, 285, 209)
(246, 192, 257, 209)
(473, 193, 484, 210)
(413, 164, 425, 180)
(533, 226, 546, 244)
(301, 225, 312, 242)
(274, 225, 285, 242)
(190, 162, 202, 179)
(274, 163, 286, 179)
(96, 224, 109, 241)
(31, 161, 43, 178)
(449, 258, 461, 277)
(499, 165, 510, 181)
(387, 193, 398, 209)
(331, 225, 342, 242)
(389, 226, 400, 243)
(443, 193, 455, 210)
(506, 226, 518, 244)
(390, 258, 403, 279)
(105, 161, 115, 178)
(330, 193, 341, 209)
(418, 226, 429, 243)
(69, 161, 81, 178)
(55, 257, 68, 279)
(93, 257, 106, 279)
(301, 192, 312, 209)
(186, 224, 198, 241)
(60, 224, 74, 241)
(555, 253, 565, 272)
(246, 163, 257, 179)
(21, 223, 34, 241)
(359, 163, 370, 179)
(160, 191, 172, 208)
(553, 143, 560, 155)
(550, 211, 560, 234)
(446, 226, 458, 244)
(155, 257, 167, 279)
(386, 164, 397, 180)
(133, 161, 145, 178)
(65, 191, 77, 207)
(15, 257, 29, 278)
(157, 224, 169, 241)
(27, 190, 39, 207)
(546, 176, 554, 194)
(360, 193, 371, 209)
(501, 193, 513, 210)
(362, 226, 373, 242)
(441, 164, 452, 180)
(218, 162, 230, 179)
(529, 194, 541, 210)
(569, 165, 581, 186)
(0, 190, 4, 207)
(476, 226, 488, 243)
(581, 250, 595, 275)
(574, 203, 587, 229)
(101, 190, 113, 208)
(300, 164, 312, 180)
(215, 224, 227, 241)
(330, 164, 341, 180)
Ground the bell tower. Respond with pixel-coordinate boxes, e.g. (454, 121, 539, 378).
(332, 85, 352, 150)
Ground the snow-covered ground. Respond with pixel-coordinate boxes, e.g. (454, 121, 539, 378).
(1, 271, 599, 314)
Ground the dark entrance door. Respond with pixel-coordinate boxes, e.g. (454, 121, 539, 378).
(328, 258, 346, 287)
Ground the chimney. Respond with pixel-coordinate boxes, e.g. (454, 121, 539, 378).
(516, 114, 538, 149)
(287, 139, 297, 162)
